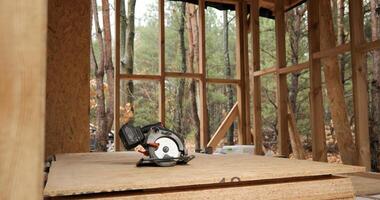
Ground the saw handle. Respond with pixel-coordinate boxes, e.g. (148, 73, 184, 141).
(140, 122, 163, 134)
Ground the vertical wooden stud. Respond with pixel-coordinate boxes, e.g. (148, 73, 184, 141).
(199, 0, 209, 149)
(251, 0, 264, 155)
(348, 0, 371, 170)
(236, 2, 248, 145)
(307, 0, 327, 162)
(115, 0, 121, 151)
(243, 1, 253, 144)
(275, 0, 289, 157)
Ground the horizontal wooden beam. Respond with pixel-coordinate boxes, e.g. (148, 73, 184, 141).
(206, 78, 240, 85)
(207, 102, 239, 150)
(253, 62, 308, 77)
(278, 61, 308, 74)
(312, 43, 351, 60)
(165, 72, 202, 79)
(119, 74, 161, 80)
(360, 39, 380, 53)
(253, 66, 276, 77)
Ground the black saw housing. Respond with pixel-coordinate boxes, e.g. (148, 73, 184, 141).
(118, 122, 194, 167)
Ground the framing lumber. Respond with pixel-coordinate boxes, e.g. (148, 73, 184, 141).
(348, 0, 371, 170)
(159, 0, 166, 126)
(0, 1, 46, 199)
(287, 103, 305, 160)
(242, 0, 253, 144)
(307, 0, 327, 162)
(199, 0, 209, 149)
(277, 61, 308, 74)
(119, 74, 161, 80)
(253, 66, 276, 77)
(251, 0, 264, 155)
(46, 0, 90, 156)
(312, 43, 351, 60)
(207, 103, 239, 150)
(275, 0, 289, 157)
(206, 78, 240, 84)
(236, 1, 247, 145)
(115, 0, 121, 151)
(165, 72, 202, 79)
(360, 39, 380, 52)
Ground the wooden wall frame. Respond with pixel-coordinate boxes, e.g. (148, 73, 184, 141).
(114, 0, 250, 151)
(114, 0, 376, 167)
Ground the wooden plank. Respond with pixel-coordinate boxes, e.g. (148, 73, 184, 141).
(360, 39, 380, 52)
(159, 0, 166, 125)
(119, 74, 161, 80)
(45, 0, 90, 157)
(312, 43, 351, 60)
(251, 0, 264, 155)
(206, 78, 240, 84)
(253, 66, 276, 77)
(242, 0, 253, 144)
(236, 1, 247, 144)
(307, 0, 327, 162)
(345, 172, 380, 196)
(287, 103, 305, 160)
(253, 62, 308, 77)
(199, 0, 209, 149)
(165, 72, 202, 79)
(207, 103, 239, 149)
(0, 1, 46, 199)
(278, 61, 309, 74)
(60, 176, 355, 199)
(115, 0, 121, 151)
(348, 0, 371, 170)
(44, 152, 365, 197)
(275, 0, 289, 157)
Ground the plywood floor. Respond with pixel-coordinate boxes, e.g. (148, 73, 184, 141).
(344, 172, 380, 196)
(44, 152, 364, 198)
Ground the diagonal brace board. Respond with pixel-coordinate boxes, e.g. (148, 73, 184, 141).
(207, 103, 239, 150)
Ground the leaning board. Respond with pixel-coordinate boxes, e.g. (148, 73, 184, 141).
(44, 152, 364, 199)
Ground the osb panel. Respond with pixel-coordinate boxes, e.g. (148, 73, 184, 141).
(77, 178, 354, 200)
(0, 1, 46, 199)
(46, 0, 91, 158)
(44, 152, 364, 197)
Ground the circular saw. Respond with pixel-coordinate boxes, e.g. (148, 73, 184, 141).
(118, 122, 195, 167)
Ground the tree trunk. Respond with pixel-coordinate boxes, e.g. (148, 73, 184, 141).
(174, 2, 187, 135)
(319, 0, 357, 164)
(120, 0, 127, 105)
(287, 7, 305, 114)
(286, 7, 306, 159)
(102, 0, 115, 133)
(370, 0, 380, 171)
(186, 4, 201, 151)
(337, 0, 346, 86)
(223, 10, 234, 145)
(122, 0, 136, 107)
(92, 0, 108, 151)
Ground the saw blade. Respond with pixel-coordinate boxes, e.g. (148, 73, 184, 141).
(153, 137, 180, 159)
